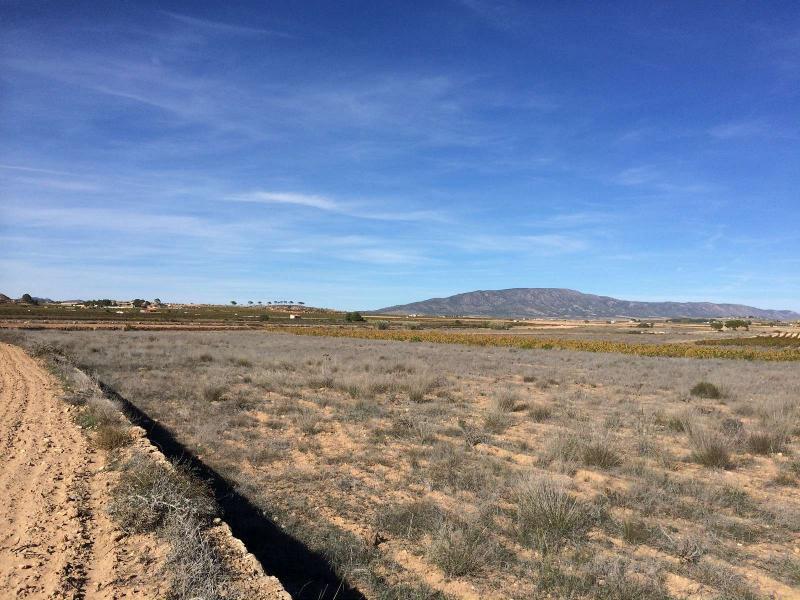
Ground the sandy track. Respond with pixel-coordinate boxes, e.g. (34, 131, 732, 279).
(0, 343, 164, 599)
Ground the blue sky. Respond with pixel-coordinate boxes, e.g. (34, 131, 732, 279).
(1, 1, 798, 310)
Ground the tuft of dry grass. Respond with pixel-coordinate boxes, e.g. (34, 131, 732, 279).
(528, 403, 552, 422)
(427, 519, 500, 577)
(515, 475, 595, 552)
(684, 421, 733, 469)
(95, 423, 132, 450)
(491, 388, 524, 412)
(690, 381, 722, 399)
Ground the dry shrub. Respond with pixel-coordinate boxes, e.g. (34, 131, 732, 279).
(109, 454, 216, 533)
(95, 424, 132, 451)
(107, 451, 227, 599)
(376, 499, 442, 538)
(543, 428, 621, 470)
(492, 388, 523, 412)
(203, 385, 226, 402)
(580, 431, 622, 469)
(390, 414, 437, 444)
(747, 431, 787, 455)
(163, 511, 226, 600)
(458, 419, 489, 447)
(515, 475, 595, 552)
(528, 403, 552, 422)
(690, 381, 722, 399)
(294, 408, 322, 435)
(683, 420, 732, 469)
(405, 372, 441, 402)
(747, 399, 796, 455)
(427, 519, 500, 577)
(484, 409, 512, 434)
(582, 556, 671, 600)
(620, 518, 651, 545)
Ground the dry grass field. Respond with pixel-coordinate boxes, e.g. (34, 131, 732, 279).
(6, 329, 800, 599)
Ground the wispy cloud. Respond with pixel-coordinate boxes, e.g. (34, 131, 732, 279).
(709, 119, 796, 140)
(0, 164, 73, 176)
(231, 191, 340, 211)
(162, 11, 292, 38)
(614, 165, 718, 194)
(456, 0, 529, 31)
(709, 119, 769, 139)
(449, 233, 588, 255)
(228, 190, 447, 222)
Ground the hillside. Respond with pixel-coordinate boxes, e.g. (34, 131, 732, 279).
(376, 288, 800, 320)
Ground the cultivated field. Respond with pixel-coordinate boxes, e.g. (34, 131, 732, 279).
(7, 329, 800, 599)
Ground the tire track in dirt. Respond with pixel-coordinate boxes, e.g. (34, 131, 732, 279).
(0, 343, 162, 599)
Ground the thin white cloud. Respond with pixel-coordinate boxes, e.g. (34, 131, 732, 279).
(709, 119, 796, 140)
(0, 164, 72, 176)
(614, 165, 718, 194)
(232, 191, 340, 211)
(228, 190, 447, 222)
(709, 119, 769, 139)
(8, 176, 100, 192)
(5, 205, 233, 239)
(162, 11, 291, 38)
(453, 233, 588, 254)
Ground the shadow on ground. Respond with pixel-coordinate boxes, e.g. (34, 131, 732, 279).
(99, 382, 367, 600)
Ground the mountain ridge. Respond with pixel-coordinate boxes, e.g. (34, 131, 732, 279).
(375, 288, 800, 320)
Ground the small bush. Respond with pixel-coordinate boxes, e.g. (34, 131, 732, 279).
(390, 414, 437, 444)
(582, 557, 671, 600)
(458, 420, 489, 447)
(690, 381, 722, 399)
(95, 424, 132, 451)
(376, 500, 442, 538)
(581, 433, 622, 469)
(405, 373, 440, 402)
(202, 385, 225, 402)
(747, 430, 789, 455)
(198, 353, 213, 363)
(427, 520, 499, 577)
(685, 423, 732, 469)
(375, 321, 390, 330)
(667, 416, 685, 432)
(484, 409, 512, 434)
(109, 454, 216, 533)
(528, 403, 552, 422)
(515, 475, 594, 552)
(295, 409, 322, 435)
(621, 518, 651, 545)
(492, 388, 523, 412)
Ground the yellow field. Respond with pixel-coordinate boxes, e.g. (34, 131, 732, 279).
(266, 325, 800, 361)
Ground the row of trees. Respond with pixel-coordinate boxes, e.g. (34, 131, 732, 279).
(710, 319, 751, 331)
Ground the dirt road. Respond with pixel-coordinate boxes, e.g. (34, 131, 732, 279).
(0, 343, 164, 599)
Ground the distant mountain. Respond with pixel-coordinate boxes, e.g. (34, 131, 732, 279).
(376, 288, 800, 320)
(0, 294, 11, 304)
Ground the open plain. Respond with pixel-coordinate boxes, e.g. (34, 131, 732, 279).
(4, 326, 799, 599)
